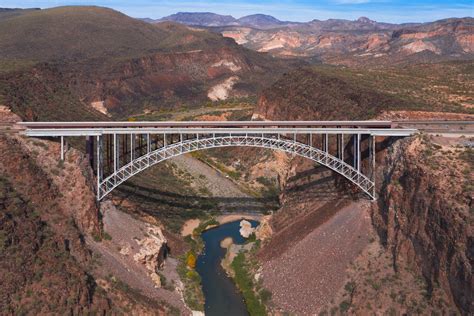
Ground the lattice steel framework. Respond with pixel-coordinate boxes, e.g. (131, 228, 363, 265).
(95, 133, 377, 200)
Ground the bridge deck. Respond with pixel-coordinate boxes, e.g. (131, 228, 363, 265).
(18, 121, 419, 137)
(18, 120, 395, 128)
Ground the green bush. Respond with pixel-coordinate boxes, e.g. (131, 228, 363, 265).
(103, 232, 112, 241)
(231, 253, 267, 316)
(339, 300, 351, 312)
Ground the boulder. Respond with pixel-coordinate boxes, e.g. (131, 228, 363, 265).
(133, 224, 167, 272)
(239, 220, 255, 238)
(255, 215, 273, 241)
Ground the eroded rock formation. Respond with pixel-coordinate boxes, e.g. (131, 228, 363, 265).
(372, 135, 473, 314)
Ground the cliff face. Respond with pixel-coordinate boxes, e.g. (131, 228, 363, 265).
(249, 67, 472, 314)
(0, 176, 110, 314)
(0, 128, 109, 313)
(372, 135, 473, 314)
(0, 109, 173, 314)
(219, 17, 474, 65)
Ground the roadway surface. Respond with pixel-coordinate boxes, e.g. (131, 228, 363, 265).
(2, 120, 472, 137)
(17, 121, 417, 137)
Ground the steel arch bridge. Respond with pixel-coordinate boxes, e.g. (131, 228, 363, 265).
(19, 121, 417, 201)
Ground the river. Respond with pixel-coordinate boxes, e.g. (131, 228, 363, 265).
(195, 220, 259, 316)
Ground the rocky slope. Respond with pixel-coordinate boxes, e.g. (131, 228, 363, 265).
(217, 17, 474, 65)
(372, 134, 473, 314)
(149, 13, 474, 65)
(254, 67, 414, 121)
(0, 6, 299, 121)
(0, 109, 177, 314)
(226, 65, 474, 314)
(0, 111, 108, 313)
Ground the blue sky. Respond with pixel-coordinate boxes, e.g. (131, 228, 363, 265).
(1, 0, 472, 23)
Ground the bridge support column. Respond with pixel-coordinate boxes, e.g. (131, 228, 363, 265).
(353, 135, 357, 168)
(130, 134, 133, 162)
(96, 135, 101, 197)
(146, 133, 151, 165)
(357, 133, 361, 172)
(113, 134, 118, 173)
(86, 136, 94, 170)
(341, 134, 344, 162)
(325, 134, 328, 153)
(372, 135, 376, 200)
(60, 136, 64, 161)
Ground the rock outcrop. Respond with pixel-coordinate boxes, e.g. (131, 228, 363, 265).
(255, 215, 273, 241)
(239, 220, 255, 238)
(218, 17, 474, 65)
(372, 135, 473, 314)
(0, 118, 109, 313)
(134, 225, 168, 287)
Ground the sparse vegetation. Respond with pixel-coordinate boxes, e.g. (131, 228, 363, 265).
(176, 253, 205, 311)
(231, 252, 267, 316)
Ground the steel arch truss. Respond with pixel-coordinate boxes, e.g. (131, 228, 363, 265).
(97, 135, 375, 200)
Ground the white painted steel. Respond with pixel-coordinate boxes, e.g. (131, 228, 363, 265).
(98, 135, 376, 201)
(23, 127, 417, 137)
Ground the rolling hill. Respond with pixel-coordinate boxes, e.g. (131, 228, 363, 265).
(0, 6, 225, 62)
(0, 6, 299, 121)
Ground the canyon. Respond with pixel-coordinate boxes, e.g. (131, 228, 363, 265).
(0, 5, 472, 316)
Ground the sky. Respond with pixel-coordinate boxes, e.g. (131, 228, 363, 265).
(0, 0, 472, 23)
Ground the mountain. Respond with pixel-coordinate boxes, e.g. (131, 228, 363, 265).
(236, 14, 297, 29)
(145, 12, 473, 65)
(153, 12, 298, 29)
(156, 12, 238, 26)
(0, 6, 301, 121)
(0, 6, 203, 61)
(218, 17, 474, 65)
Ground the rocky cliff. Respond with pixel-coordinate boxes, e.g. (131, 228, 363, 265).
(0, 111, 108, 313)
(245, 66, 473, 314)
(0, 109, 175, 314)
(217, 17, 474, 65)
(372, 134, 473, 314)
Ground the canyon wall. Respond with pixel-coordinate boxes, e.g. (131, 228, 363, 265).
(372, 135, 473, 314)
(250, 67, 472, 314)
(0, 109, 172, 314)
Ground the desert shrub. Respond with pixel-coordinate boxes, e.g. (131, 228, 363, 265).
(259, 288, 272, 304)
(186, 252, 196, 269)
(339, 300, 351, 312)
(103, 232, 112, 241)
(231, 253, 266, 316)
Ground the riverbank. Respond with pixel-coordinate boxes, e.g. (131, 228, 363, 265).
(196, 220, 260, 315)
(181, 213, 263, 237)
(219, 227, 271, 316)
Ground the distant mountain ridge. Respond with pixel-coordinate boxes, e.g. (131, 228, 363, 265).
(151, 11, 301, 28)
(148, 12, 474, 65)
(149, 11, 427, 30)
(155, 12, 238, 27)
